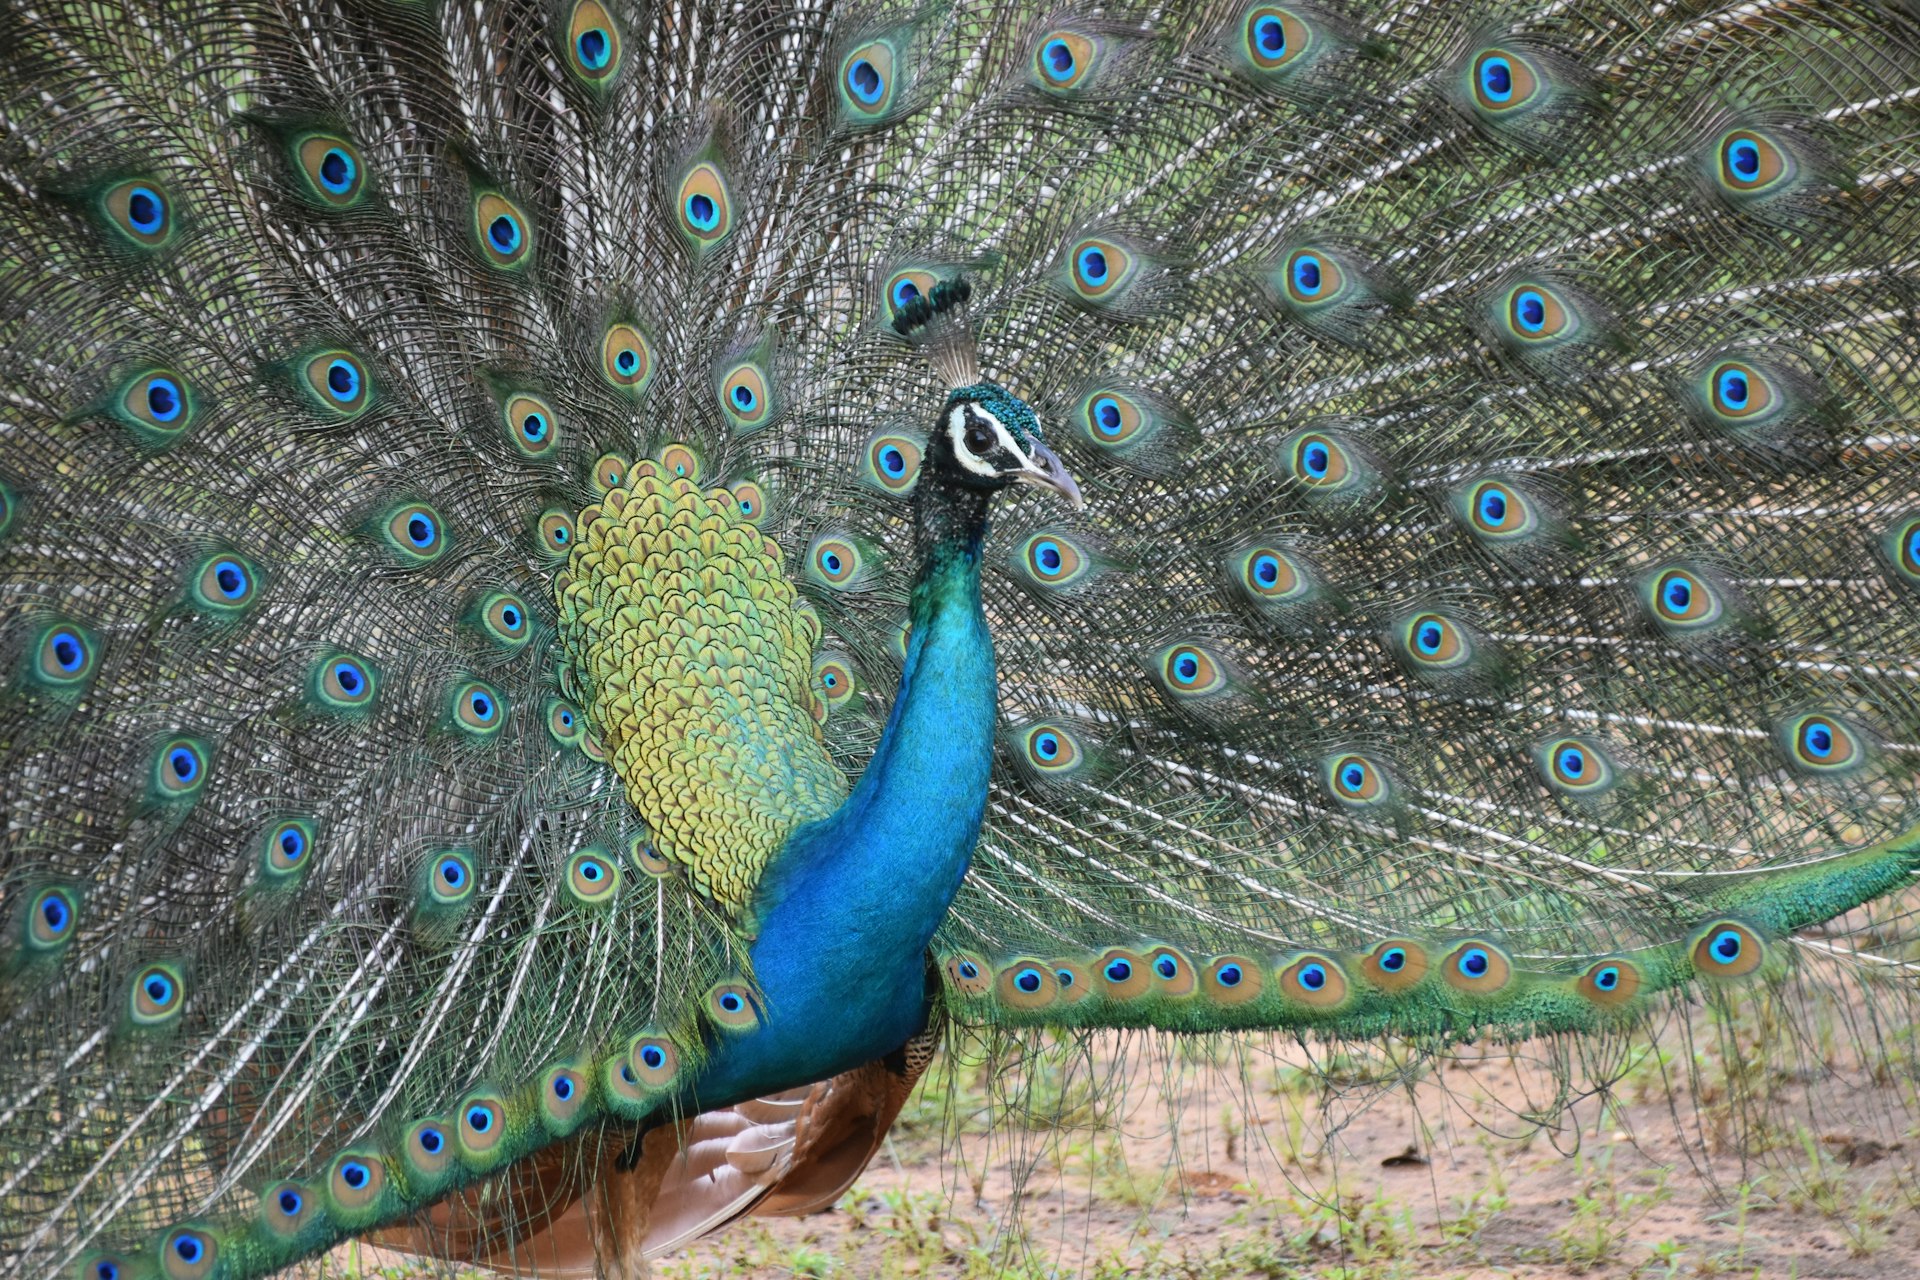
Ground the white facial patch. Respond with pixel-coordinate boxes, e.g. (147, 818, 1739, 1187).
(948, 403, 1020, 478)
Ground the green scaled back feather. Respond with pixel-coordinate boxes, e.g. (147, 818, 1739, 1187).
(3, 0, 1920, 1276)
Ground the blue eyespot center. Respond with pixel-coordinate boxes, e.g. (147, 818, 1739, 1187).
(1056, 968, 1074, 987)
(880, 446, 905, 476)
(719, 991, 743, 1012)
(1292, 254, 1321, 295)
(173, 1236, 203, 1264)
(407, 514, 435, 547)
(127, 187, 163, 233)
(1340, 763, 1365, 791)
(1718, 370, 1749, 408)
(641, 1044, 666, 1069)
(1516, 290, 1546, 331)
(1155, 956, 1178, 979)
(419, 1127, 444, 1153)
(318, 148, 354, 193)
(327, 359, 359, 400)
(439, 858, 466, 888)
(1077, 246, 1108, 284)
(51, 632, 84, 672)
(1557, 747, 1585, 777)
(146, 973, 173, 1003)
(98, 1263, 119, 1280)
(1712, 929, 1742, 962)
(1381, 947, 1406, 972)
(822, 552, 843, 575)
(1416, 623, 1442, 654)
(616, 349, 638, 373)
(1460, 948, 1490, 977)
(1664, 579, 1691, 611)
(1480, 56, 1513, 101)
(1803, 722, 1833, 757)
(1217, 963, 1242, 987)
(521, 412, 546, 441)
(1302, 443, 1329, 476)
(1035, 733, 1059, 760)
(489, 215, 520, 253)
(1015, 968, 1042, 993)
(341, 1160, 369, 1188)
(471, 692, 494, 719)
(278, 1188, 302, 1215)
(1254, 16, 1284, 54)
(280, 827, 306, 860)
(848, 57, 883, 103)
(1043, 38, 1074, 80)
(1254, 554, 1280, 584)
(686, 193, 718, 230)
(1730, 140, 1759, 178)
(1479, 490, 1506, 523)
(214, 561, 247, 597)
(1175, 655, 1199, 682)
(1093, 398, 1123, 436)
(732, 384, 755, 410)
(466, 1104, 492, 1132)
(892, 278, 920, 308)
(957, 960, 979, 980)
(146, 378, 181, 421)
(578, 28, 610, 70)
(1299, 963, 1326, 990)
(1037, 541, 1062, 572)
(1105, 958, 1131, 982)
(334, 662, 364, 695)
(41, 895, 71, 933)
(168, 747, 199, 783)
(1595, 966, 1619, 991)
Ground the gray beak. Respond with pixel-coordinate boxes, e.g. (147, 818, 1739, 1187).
(1014, 437, 1085, 511)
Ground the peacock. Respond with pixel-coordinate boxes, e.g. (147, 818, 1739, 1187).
(3, 0, 1919, 1274)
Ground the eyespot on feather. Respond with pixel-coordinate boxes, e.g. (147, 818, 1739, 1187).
(327, 1150, 387, 1217)
(1146, 945, 1197, 997)
(504, 394, 558, 457)
(130, 962, 185, 1026)
(404, 1118, 453, 1181)
(117, 369, 194, 442)
(601, 323, 655, 393)
(563, 0, 622, 84)
(1360, 939, 1427, 993)
(302, 351, 371, 416)
(541, 1062, 590, 1132)
(1440, 941, 1511, 994)
(1277, 952, 1348, 1008)
(629, 831, 674, 877)
(1691, 921, 1764, 978)
(158, 1227, 217, 1280)
(1050, 958, 1093, 1004)
(1032, 29, 1099, 91)
(450, 680, 506, 737)
(1096, 947, 1151, 1000)
(262, 819, 315, 879)
(629, 1033, 681, 1088)
(26, 885, 80, 951)
(675, 161, 733, 248)
(1151, 642, 1229, 700)
(153, 738, 208, 802)
(706, 982, 761, 1031)
(292, 133, 366, 207)
(1777, 711, 1865, 774)
(474, 192, 532, 268)
(840, 38, 898, 118)
(382, 502, 445, 563)
(1536, 737, 1617, 797)
(1064, 235, 1136, 304)
(863, 433, 922, 494)
(1576, 959, 1641, 1007)
(33, 621, 97, 689)
(1322, 752, 1391, 808)
(719, 360, 772, 431)
(260, 1180, 318, 1237)
(477, 591, 532, 648)
(1204, 954, 1264, 1005)
(191, 553, 261, 614)
(100, 178, 174, 248)
(996, 959, 1059, 1010)
(945, 952, 993, 996)
(457, 1092, 508, 1158)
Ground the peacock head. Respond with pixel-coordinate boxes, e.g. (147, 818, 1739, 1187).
(935, 381, 1084, 510)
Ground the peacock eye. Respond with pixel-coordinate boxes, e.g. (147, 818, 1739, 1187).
(964, 423, 995, 456)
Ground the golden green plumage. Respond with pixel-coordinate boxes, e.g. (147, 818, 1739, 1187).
(559, 456, 847, 910)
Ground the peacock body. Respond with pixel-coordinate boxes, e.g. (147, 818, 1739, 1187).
(3, 0, 1919, 1274)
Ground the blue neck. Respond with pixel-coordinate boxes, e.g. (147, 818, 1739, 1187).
(687, 492, 997, 1106)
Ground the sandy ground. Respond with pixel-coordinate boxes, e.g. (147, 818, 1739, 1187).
(653, 999, 1920, 1280)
